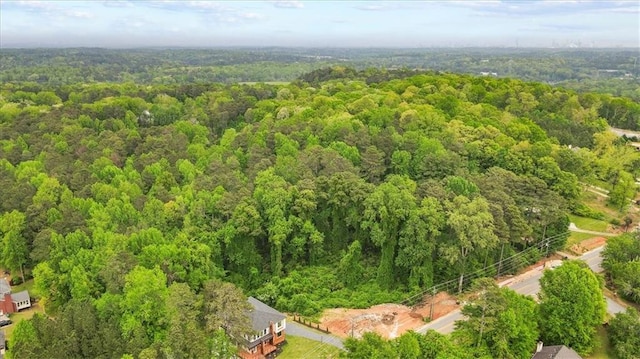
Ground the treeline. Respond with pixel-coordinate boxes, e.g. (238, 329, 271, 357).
(1, 69, 639, 357)
(603, 234, 640, 304)
(0, 48, 331, 85)
(2, 48, 639, 97)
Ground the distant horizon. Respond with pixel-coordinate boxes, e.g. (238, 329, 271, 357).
(1, 1, 638, 49)
(1, 45, 639, 50)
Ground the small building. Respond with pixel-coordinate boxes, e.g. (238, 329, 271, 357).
(238, 297, 286, 359)
(0, 279, 31, 315)
(531, 342, 582, 359)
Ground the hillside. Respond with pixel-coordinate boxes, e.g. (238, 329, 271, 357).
(1, 66, 639, 358)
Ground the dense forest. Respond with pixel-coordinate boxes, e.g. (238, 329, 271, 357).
(1, 50, 640, 358)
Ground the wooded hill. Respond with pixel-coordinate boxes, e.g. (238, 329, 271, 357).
(1, 67, 639, 357)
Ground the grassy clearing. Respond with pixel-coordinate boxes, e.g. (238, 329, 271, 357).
(568, 215, 610, 232)
(565, 232, 600, 250)
(580, 191, 623, 222)
(279, 335, 342, 359)
(586, 325, 617, 359)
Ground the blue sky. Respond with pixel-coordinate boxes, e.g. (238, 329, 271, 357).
(1, 0, 638, 48)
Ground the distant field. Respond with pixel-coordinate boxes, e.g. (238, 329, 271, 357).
(279, 335, 342, 359)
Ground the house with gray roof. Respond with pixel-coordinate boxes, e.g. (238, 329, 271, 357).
(238, 297, 286, 359)
(0, 278, 31, 315)
(532, 342, 582, 359)
(0, 280, 9, 297)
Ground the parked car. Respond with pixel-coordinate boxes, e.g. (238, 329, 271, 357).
(0, 318, 12, 327)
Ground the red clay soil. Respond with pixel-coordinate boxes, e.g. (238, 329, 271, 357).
(569, 236, 607, 254)
(320, 292, 459, 340)
(319, 235, 615, 340)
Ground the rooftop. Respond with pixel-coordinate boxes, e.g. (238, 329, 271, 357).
(0, 279, 10, 296)
(532, 345, 582, 359)
(247, 297, 286, 333)
(11, 290, 30, 303)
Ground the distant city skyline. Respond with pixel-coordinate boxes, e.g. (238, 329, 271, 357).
(1, 0, 638, 48)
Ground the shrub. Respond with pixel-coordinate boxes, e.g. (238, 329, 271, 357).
(572, 203, 605, 220)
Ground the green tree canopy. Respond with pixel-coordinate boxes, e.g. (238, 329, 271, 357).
(538, 260, 606, 355)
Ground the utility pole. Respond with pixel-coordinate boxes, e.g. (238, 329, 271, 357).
(429, 287, 436, 321)
(497, 242, 505, 277)
(545, 240, 550, 258)
(477, 290, 487, 349)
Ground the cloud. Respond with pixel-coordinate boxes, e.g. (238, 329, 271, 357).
(519, 23, 593, 33)
(3, 1, 95, 20)
(184, 1, 232, 13)
(216, 13, 265, 24)
(9, 0, 57, 13)
(102, 0, 134, 8)
(355, 2, 399, 11)
(239, 12, 265, 20)
(115, 1, 265, 25)
(63, 10, 94, 19)
(354, 1, 424, 12)
(271, 1, 304, 9)
(356, 4, 386, 11)
(444, 0, 638, 17)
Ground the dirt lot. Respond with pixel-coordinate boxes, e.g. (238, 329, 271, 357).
(569, 236, 608, 255)
(320, 292, 459, 339)
(320, 233, 615, 340)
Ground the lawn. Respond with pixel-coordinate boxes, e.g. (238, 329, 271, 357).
(11, 279, 35, 296)
(4, 302, 44, 341)
(279, 335, 342, 359)
(580, 190, 624, 222)
(568, 215, 610, 233)
(565, 232, 601, 251)
(586, 325, 617, 359)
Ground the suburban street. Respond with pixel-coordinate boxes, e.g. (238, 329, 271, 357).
(417, 245, 625, 334)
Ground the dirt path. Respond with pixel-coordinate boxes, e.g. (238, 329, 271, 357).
(568, 223, 616, 237)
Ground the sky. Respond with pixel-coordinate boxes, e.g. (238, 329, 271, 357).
(0, 0, 638, 48)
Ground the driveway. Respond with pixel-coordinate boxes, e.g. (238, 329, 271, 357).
(286, 320, 345, 350)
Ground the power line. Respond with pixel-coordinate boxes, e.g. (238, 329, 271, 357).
(298, 230, 578, 358)
(301, 219, 612, 357)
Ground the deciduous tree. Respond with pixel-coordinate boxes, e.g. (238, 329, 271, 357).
(538, 260, 606, 355)
(454, 278, 539, 359)
(607, 308, 640, 359)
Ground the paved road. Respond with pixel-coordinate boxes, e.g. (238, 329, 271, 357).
(605, 297, 627, 315)
(417, 246, 624, 335)
(286, 321, 345, 350)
